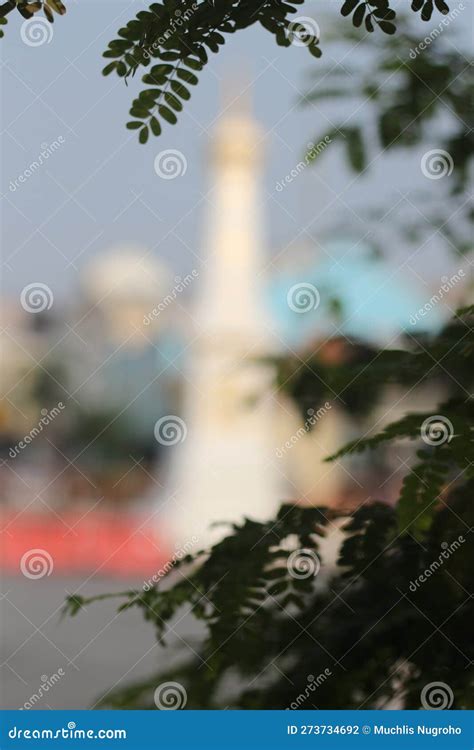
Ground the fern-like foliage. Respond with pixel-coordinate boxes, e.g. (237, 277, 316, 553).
(64, 307, 473, 709)
(0, 0, 66, 37)
(1, 0, 455, 137)
(304, 14, 473, 253)
(100, 0, 454, 140)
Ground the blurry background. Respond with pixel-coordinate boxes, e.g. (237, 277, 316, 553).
(1, 0, 472, 708)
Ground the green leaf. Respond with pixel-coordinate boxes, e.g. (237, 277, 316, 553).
(183, 56, 203, 71)
(139, 126, 149, 143)
(171, 80, 191, 100)
(177, 68, 198, 85)
(164, 92, 183, 111)
(341, 0, 359, 16)
(102, 62, 118, 76)
(352, 3, 366, 27)
(158, 105, 177, 124)
(150, 116, 162, 136)
(378, 20, 396, 34)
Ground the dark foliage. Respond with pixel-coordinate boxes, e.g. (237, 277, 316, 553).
(1, 1, 454, 136)
(304, 15, 473, 254)
(64, 307, 474, 709)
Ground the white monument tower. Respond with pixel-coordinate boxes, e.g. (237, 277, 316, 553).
(165, 105, 286, 546)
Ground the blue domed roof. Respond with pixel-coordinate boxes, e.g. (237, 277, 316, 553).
(267, 239, 445, 348)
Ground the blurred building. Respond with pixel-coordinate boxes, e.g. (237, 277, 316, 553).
(1, 103, 469, 567)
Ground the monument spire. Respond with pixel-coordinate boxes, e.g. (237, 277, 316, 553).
(164, 99, 284, 545)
